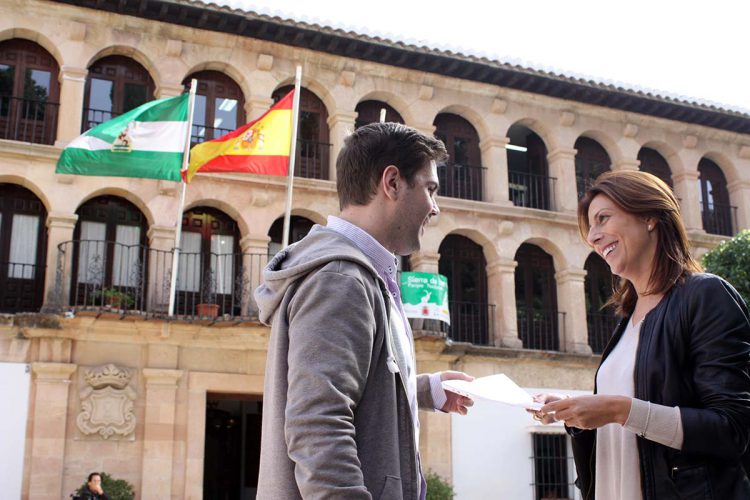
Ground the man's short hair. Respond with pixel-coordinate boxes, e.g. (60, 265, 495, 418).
(87, 472, 101, 483)
(336, 122, 448, 210)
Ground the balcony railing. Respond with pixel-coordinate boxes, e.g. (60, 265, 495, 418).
(191, 124, 234, 145)
(437, 163, 485, 201)
(440, 301, 495, 346)
(0, 261, 46, 314)
(517, 306, 564, 351)
(586, 310, 619, 354)
(50, 240, 268, 321)
(701, 202, 737, 236)
(295, 139, 331, 180)
(0, 96, 59, 145)
(82, 107, 119, 131)
(508, 171, 556, 210)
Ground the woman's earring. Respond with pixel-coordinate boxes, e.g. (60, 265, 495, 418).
(648, 225, 653, 231)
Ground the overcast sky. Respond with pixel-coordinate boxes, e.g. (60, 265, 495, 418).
(220, 0, 750, 114)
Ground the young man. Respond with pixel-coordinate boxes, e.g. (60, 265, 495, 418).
(255, 122, 473, 499)
(78, 472, 110, 500)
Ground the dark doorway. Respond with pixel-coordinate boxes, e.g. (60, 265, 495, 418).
(203, 393, 262, 500)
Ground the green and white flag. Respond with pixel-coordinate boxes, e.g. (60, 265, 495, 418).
(400, 271, 451, 324)
(56, 94, 189, 182)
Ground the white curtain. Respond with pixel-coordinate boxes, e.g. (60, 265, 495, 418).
(211, 234, 234, 295)
(112, 225, 141, 287)
(77, 221, 106, 284)
(177, 232, 202, 292)
(8, 214, 40, 279)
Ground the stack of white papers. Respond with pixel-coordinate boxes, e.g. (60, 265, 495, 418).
(442, 373, 542, 410)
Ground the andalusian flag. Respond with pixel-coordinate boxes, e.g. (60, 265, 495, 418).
(56, 94, 189, 182)
(185, 90, 294, 182)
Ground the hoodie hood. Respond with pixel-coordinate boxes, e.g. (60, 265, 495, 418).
(254, 225, 383, 325)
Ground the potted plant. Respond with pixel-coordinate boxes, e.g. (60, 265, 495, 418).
(196, 270, 219, 318)
(95, 288, 134, 309)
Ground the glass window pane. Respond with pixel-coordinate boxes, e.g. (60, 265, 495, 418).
(177, 232, 202, 292)
(0, 64, 14, 117)
(192, 94, 207, 142)
(8, 214, 39, 279)
(214, 97, 237, 134)
(24, 69, 50, 100)
(210, 234, 234, 295)
(112, 225, 141, 287)
(123, 83, 147, 113)
(88, 78, 113, 127)
(78, 221, 107, 284)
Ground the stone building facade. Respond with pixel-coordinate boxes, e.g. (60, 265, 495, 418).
(0, 0, 748, 498)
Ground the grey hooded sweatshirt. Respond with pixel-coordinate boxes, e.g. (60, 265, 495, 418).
(254, 225, 435, 500)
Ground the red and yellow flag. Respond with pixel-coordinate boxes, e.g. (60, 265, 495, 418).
(184, 90, 294, 182)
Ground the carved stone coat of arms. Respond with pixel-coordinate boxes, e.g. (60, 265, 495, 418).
(76, 363, 136, 440)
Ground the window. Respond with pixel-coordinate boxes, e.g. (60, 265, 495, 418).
(183, 71, 245, 144)
(515, 244, 559, 351)
(507, 125, 552, 210)
(0, 184, 47, 313)
(267, 216, 315, 257)
(434, 113, 483, 201)
(355, 100, 404, 128)
(698, 158, 734, 236)
(72, 196, 147, 309)
(0, 39, 60, 144)
(584, 253, 617, 354)
(574, 138, 611, 199)
(272, 86, 330, 179)
(83, 55, 154, 131)
(531, 433, 575, 500)
(637, 148, 672, 188)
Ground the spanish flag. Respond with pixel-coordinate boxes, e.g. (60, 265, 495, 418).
(184, 90, 294, 182)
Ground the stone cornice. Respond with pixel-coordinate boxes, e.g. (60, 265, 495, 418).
(546, 148, 578, 163)
(32, 362, 77, 380)
(142, 368, 183, 385)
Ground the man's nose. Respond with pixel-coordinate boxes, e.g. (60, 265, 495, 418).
(432, 198, 440, 216)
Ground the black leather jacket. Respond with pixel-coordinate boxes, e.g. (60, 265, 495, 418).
(570, 273, 750, 500)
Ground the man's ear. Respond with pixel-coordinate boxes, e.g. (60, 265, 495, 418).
(381, 165, 401, 201)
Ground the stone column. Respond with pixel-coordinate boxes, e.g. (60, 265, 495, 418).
(55, 66, 87, 146)
(672, 171, 703, 232)
(28, 362, 77, 500)
(147, 225, 177, 312)
(43, 213, 78, 310)
(480, 136, 512, 205)
(244, 96, 275, 122)
(546, 148, 578, 214)
(326, 112, 358, 183)
(240, 234, 271, 317)
(555, 268, 592, 354)
(406, 251, 441, 333)
(728, 180, 750, 232)
(611, 158, 640, 172)
(141, 369, 183, 499)
(156, 82, 184, 99)
(486, 258, 522, 348)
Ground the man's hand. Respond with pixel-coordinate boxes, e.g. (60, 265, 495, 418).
(439, 371, 474, 415)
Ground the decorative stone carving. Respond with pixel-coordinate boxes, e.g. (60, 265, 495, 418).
(339, 70, 356, 87)
(76, 364, 136, 440)
(418, 84, 434, 101)
(491, 98, 508, 114)
(623, 123, 639, 138)
(559, 110, 576, 127)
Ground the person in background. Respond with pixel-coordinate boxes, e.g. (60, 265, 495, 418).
(255, 122, 474, 499)
(78, 472, 110, 500)
(531, 170, 750, 499)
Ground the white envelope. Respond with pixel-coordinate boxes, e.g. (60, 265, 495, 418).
(442, 373, 542, 410)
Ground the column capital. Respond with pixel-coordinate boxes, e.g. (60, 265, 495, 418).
(240, 234, 271, 253)
(143, 368, 183, 386)
(326, 111, 358, 128)
(409, 251, 440, 270)
(156, 82, 184, 98)
(411, 122, 436, 136)
(148, 225, 177, 242)
(727, 179, 750, 192)
(546, 148, 578, 163)
(245, 96, 275, 118)
(479, 136, 510, 153)
(59, 65, 88, 83)
(555, 267, 587, 284)
(613, 158, 640, 171)
(32, 362, 76, 381)
(46, 212, 78, 230)
(486, 257, 517, 276)
(672, 171, 700, 183)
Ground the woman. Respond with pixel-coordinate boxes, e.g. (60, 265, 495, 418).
(532, 170, 750, 499)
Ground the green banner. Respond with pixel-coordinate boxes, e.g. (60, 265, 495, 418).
(400, 272, 450, 324)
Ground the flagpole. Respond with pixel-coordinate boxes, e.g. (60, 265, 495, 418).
(168, 78, 197, 316)
(282, 65, 302, 248)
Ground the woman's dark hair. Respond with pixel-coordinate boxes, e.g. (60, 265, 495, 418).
(578, 170, 702, 316)
(87, 472, 101, 482)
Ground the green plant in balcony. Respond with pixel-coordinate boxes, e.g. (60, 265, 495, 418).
(94, 287, 134, 309)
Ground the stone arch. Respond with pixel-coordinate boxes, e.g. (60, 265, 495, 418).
(0, 28, 64, 67)
(505, 117, 558, 152)
(0, 175, 51, 213)
(436, 104, 491, 143)
(639, 140, 684, 177)
(701, 150, 740, 186)
(86, 45, 161, 96)
(182, 61, 251, 104)
(354, 90, 412, 125)
(184, 198, 247, 237)
(272, 76, 335, 119)
(438, 227, 500, 265)
(515, 236, 569, 272)
(576, 129, 623, 165)
(76, 188, 154, 227)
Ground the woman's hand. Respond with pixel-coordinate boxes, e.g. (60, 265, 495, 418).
(539, 395, 632, 429)
(528, 393, 568, 424)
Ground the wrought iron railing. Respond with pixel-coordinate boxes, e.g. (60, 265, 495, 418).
(701, 202, 737, 236)
(586, 310, 619, 354)
(295, 139, 331, 180)
(517, 307, 564, 351)
(191, 124, 234, 145)
(82, 107, 120, 131)
(508, 171, 557, 210)
(0, 261, 46, 313)
(50, 240, 268, 321)
(440, 301, 495, 346)
(0, 96, 59, 144)
(530, 433, 581, 500)
(437, 163, 485, 201)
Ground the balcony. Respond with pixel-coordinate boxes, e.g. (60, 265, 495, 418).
(82, 107, 118, 131)
(0, 261, 46, 313)
(586, 311, 619, 354)
(508, 171, 556, 210)
(517, 306, 564, 351)
(437, 163, 485, 201)
(701, 202, 737, 236)
(50, 240, 268, 321)
(295, 139, 331, 180)
(440, 300, 495, 346)
(191, 124, 234, 145)
(0, 96, 59, 145)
